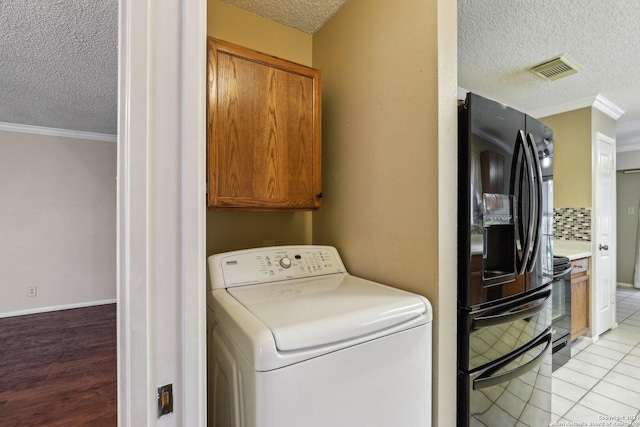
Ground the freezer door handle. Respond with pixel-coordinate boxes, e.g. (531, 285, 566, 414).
(552, 336, 570, 355)
(472, 287, 551, 329)
(473, 329, 551, 390)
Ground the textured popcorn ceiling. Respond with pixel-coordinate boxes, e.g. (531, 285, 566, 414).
(0, 0, 117, 135)
(4, 0, 640, 147)
(221, 0, 347, 34)
(458, 0, 640, 147)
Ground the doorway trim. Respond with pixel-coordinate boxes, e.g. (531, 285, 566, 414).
(117, 0, 207, 425)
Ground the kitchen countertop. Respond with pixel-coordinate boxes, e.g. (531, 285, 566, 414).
(554, 240, 592, 260)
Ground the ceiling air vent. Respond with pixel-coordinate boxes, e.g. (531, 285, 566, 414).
(528, 55, 581, 81)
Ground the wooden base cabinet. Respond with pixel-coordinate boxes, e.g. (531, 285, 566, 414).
(206, 37, 322, 211)
(570, 257, 589, 341)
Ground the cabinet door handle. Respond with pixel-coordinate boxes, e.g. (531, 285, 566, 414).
(316, 192, 323, 199)
(599, 244, 609, 251)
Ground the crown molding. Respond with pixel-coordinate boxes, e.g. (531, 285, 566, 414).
(458, 87, 626, 121)
(0, 121, 117, 142)
(592, 94, 625, 120)
(526, 94, 624, 121)
(456, 87, 633, 151)
(528, 95, 596, 119)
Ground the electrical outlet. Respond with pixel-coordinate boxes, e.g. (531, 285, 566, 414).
(27, 286, 37, 297)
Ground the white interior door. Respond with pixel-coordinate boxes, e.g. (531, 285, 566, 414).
(593, 132, 616, 337)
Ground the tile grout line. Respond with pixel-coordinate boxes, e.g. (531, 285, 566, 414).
(552, 289, 640, 425)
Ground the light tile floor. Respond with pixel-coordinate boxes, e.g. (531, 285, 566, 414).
(552, 286, 640, 426)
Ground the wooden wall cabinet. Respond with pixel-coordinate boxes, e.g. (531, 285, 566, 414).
(570, 257, 590, 340)
(206, 37, 322, 210)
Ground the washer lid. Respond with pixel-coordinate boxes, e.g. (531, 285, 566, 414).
(227, 274, 429, 352)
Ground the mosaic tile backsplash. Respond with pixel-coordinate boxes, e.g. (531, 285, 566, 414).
(553, 207, 591, 241)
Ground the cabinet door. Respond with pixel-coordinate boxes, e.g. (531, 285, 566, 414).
(207, 38, 321, 210)
(571, 274, 589, 340)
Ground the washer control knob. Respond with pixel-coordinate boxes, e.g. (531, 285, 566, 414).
(279, 257, 292, 269)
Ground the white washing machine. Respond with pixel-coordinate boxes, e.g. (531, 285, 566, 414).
(207, 245, 432, 427)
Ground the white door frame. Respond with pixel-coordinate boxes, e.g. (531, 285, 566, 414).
(117, 0, 207, 425)
(590, 131, 617, 341)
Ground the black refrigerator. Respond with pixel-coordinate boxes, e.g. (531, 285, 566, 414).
(457, 93, 554, 427)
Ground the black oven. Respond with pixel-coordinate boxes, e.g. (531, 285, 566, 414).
(551, 256, 572, 371)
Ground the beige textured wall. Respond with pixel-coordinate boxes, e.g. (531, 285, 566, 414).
(312, 0, 457, 423)
(312, 0, 438, 298)
(540, 108, 592, 208)
(208, 0, 311, 66)
(0, 130, 116, 315)
(206, 0, 314, 256)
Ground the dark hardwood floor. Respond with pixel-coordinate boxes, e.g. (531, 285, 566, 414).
(0, 304, 117, 426)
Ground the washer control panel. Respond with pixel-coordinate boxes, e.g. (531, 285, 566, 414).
(209, 245, 347, 289)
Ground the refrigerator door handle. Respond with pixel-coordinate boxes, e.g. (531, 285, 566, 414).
(473, 330, 552, 390)
(526, 133, 544, 272)
(512, 130, 531, 276)
(521, 134, 537, 272)
(472, 287, 551, 329)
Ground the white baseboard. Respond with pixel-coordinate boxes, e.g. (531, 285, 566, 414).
(0, 298, 117, 318)
(617, 282, 634, 288)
